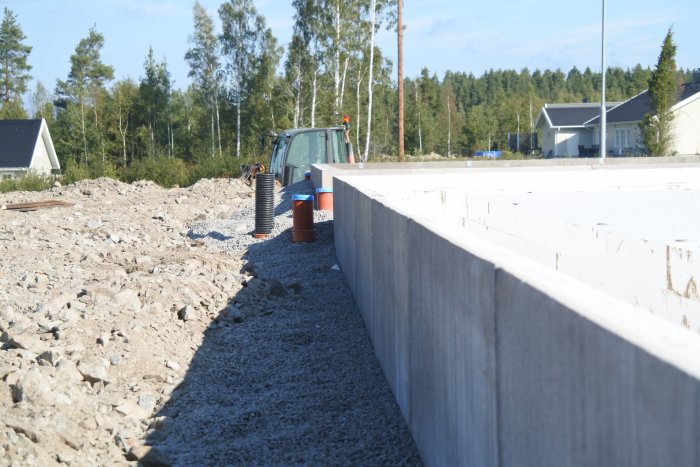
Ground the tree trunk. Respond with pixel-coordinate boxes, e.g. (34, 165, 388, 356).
(447, 95, 451, 157)
(294, 62, 301, 128)
(118, 100, 128, 168)
(333, 1, 341, 118)
(236, 92, 241, 158)
(92, 103, 105, 164)
(311, 68, 317, 128)
(356, 73, 362, 153)
(416, 87, 422, 155)
(363, 0, 377, 162)
(210, 112, 215, 158)
(214, 93, 222, 158)
(80, 95, 87, 166)
(339, 57, 349, 111)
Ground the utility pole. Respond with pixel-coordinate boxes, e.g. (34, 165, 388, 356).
(397, 0, 405, 162)
(600, 0, 607, 162)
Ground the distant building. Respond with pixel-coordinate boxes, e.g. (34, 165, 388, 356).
(587, 71, 700, 156)
(535, 103, 619, 157)
(0, 119, 60, 179)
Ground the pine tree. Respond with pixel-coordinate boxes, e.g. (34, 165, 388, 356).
(55, 27, 114, 165)
(640, 27, 679, 156)
(139, 48, 172, 158)
(0, 7, 32, 118)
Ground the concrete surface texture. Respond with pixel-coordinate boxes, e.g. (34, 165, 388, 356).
(331, 163, 700, 466)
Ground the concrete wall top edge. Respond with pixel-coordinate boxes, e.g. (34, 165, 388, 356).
(316, 155, 700, 173)
(334, 167, 700, 194)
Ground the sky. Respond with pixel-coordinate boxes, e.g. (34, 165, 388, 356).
(3, 0, 699, 98)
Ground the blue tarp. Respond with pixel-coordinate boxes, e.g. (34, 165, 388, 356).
(474, 151, 501, 158)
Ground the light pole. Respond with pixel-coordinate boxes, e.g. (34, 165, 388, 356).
(600, 0, 607, 162)
(397, 0, 405, 162)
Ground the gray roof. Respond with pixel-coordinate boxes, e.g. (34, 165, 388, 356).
(0, 119, 43, 168)
(539, 103, 619, 128)
(546, 106, 607, 127)
(588, 83, 700, 125)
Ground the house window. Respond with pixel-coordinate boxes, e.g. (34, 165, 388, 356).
(615, 129, 632, 148)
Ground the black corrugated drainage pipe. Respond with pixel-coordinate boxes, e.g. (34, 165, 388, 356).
(254, 173, 275, 238)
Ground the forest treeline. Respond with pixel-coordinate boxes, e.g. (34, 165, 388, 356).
(0, 3, 694, 185)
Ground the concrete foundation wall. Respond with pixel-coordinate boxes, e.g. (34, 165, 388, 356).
(334, 174, 700, 467)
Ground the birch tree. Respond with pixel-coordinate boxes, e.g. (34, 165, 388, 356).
(112, 79, 137, 167)
(219, 0, 272, 158)
(362, 0, 377, 161)
(361, 0, 395, 161)
(185, 1, 222, 158)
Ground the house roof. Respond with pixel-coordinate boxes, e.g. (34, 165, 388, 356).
(536, 103, 619, 129)
(0, 119, 43, 168)
(588, 82, 700, 125)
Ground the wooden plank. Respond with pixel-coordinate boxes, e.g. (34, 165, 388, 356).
(1, 200, 75, 211)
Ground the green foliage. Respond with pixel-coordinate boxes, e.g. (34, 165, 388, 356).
(0, 171, 53, 193)
(188, 154, 245, 182)
(0, 98, 27, 118)
(60, 157, 90, 185)
(640, 28, 679, 156)
(122, 156, 190, 188)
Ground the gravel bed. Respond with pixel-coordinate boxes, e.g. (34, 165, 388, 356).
(157, 180, 422, 465)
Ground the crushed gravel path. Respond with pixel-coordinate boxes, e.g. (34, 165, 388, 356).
(155, 180, 422, 465)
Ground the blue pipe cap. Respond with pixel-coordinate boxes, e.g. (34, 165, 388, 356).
(315, 187, 333, 193)
(292, 194, 314, 201)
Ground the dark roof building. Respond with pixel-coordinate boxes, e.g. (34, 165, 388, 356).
(0, 119, 60, 177)
(588, 82, 700, 125)
(535, 103, 622, 157)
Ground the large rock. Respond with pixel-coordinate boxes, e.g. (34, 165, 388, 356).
(177, 305, 197, 322)
(114, 289, 142, 312)
(77, 358, 112, 385)
(126, 445, 172, 466)
(13, 367, 57, 405)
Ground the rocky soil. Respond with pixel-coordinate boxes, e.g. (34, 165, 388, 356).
(0, 177, 421, 466)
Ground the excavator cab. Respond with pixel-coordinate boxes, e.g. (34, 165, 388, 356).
(269, 127, 353, 186)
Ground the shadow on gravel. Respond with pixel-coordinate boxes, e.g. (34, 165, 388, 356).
(187, 231, 233, 242)
(144, 219, 422, 465)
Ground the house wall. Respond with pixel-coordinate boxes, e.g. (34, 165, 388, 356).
(673, 98, 700, 156)
(555, 131, 577, 156)
(606, 123, 642, 156)
(554, 130, 594, 157)
(29, 136, 53, 175)
(540, 127, 555, 157)
(0, 169, 26, 179)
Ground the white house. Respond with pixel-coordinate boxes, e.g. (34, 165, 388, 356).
(0, 119, 60, 178)
(535, 102, 619, 157)
(586, 70, 700, 156)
